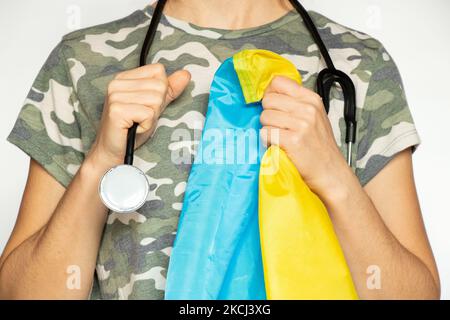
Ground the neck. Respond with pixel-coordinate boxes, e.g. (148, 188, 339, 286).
(164, 0, 293, 29)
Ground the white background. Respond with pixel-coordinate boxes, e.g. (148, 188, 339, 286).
(0, 0, 449, 299)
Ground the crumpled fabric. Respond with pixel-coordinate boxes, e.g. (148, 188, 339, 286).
(165, 49, 357, 300)
(259, 146, 358, 299)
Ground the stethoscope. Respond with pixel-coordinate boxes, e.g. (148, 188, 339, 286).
(99, 0, 357, 213)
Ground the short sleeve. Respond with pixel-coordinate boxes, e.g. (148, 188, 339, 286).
(7, 42, 85, 187)
(355, 45, 420, 186)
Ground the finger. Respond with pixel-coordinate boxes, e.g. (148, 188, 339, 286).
(166, 70, 191, 105)
(108, 91, 164, 113)
(107, 103, 155, 132)
(262, 92, 300, 113)
(137, 114, 157, 134)
(115, 63, 167, 80)
(260, 126, 291, 149)
(108, 78, 167, 95)
(265, 75, 304, 98)
(260, 109, 299, 130)
(295, 91, 324, 111)
(265, 76, 323, 105)
(263, 93, 326, 121)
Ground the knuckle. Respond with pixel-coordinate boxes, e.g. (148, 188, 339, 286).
(309, 103, 319, 115)
(108, 103, 122, 118)
(113, 72, 124, 80)
(268, 127, 281, 143)
(260, 125, 269, 135)
(140, 122, 150, 131)
(262, 94, 274, 108)
(311, 92, 322, 102)
(108, 92, 120, 102)
(298, 119, 310, 130)
(271, 75, 283, 87)
(314, 95, 323, 106)
(152, 63, 166, 75)
(150, 93, 164, 107)
(305, 104, 319, 121)
(290, 132, 302, 146)
(107, 80, 117, 95)
(146, 108, 156, 120)
(153, 79, 167, 92)
(304, 117, 313, 128)
(260, 127, 270, 144)
(260, 111, 269, 124)
(157, 95, 165, 106)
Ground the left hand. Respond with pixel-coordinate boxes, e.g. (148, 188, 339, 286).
(260, 76, 349, 195)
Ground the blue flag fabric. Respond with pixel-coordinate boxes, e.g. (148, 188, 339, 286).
(164, 57, 266, 299)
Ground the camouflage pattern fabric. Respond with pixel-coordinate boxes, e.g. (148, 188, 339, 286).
(7, 5, 420, 299)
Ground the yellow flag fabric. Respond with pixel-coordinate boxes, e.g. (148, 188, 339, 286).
(235, 49, 358, 300)
(259, 146, 358, 299)
(234, 50, 302, 103)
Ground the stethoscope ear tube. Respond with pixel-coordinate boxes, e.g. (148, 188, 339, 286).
(317, 68, 357, 166)
(317, 69, 358, 142)
(289, 0, 357, 166)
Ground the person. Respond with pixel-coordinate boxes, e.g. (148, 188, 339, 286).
(0, 0, 440, 300)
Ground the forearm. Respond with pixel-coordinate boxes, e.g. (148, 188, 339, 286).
(321, 166, 439, 299)
(0, 154, 111, 299)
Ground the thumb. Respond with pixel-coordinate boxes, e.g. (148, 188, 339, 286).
(165, 69, 191, 105)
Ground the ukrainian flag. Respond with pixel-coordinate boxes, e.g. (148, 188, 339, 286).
(165, 49, 358, 300)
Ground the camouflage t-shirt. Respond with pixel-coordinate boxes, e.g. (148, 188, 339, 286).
(8, 5, 420, 299)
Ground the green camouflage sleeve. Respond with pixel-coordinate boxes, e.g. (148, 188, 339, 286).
(355, 45, 420, 186)
(7, 41, 85, 187)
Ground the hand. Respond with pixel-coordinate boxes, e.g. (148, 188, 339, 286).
(260, 76, 349, 195)
(88, 63, 191, 168)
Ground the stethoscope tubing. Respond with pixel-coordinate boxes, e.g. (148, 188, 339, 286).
(100, 0, 358, 214)
(124, 0, 168, 166)
(124, 0, 357, 168)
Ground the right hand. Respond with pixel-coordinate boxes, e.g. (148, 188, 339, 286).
(88, 63, 191, 167)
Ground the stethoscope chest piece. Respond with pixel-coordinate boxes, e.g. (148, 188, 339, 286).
(99, 164, 149, 213)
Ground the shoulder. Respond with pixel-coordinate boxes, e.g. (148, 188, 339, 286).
(304, 11, 405, 109)
(307, 11, 395, 79)
(62, 8, 148, 45)
(309, 11, 384, 52)
(276, 10, 399, 92)
(304, 13, 419, 185)
(42, 7, 152, 104)
(33, 8, 153, 125)
(55, 8, 150, 71)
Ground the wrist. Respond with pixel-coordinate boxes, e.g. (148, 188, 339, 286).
(82, 148, 123, 179)
(314, 158, 358, 207)
(73, 151, 115, 219)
